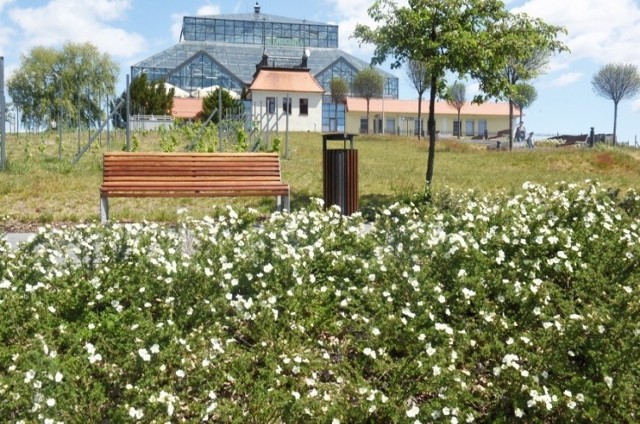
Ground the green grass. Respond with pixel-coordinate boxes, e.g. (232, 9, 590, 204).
(1, 129, 639, 230)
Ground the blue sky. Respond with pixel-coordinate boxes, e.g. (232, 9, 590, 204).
(1, 0, 640, 142)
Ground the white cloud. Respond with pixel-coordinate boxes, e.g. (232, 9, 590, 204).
(323, 0, 409, 56)
(0, 0, 13, 12)
(197, 5, 221, 16)
(170, 3, 222, 41)
(7, 0, 146, 59)
(515, 0, 640, 66)
(550, 72, 583, 87)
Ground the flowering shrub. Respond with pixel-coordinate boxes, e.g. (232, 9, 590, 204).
(1, 181, 639, 423)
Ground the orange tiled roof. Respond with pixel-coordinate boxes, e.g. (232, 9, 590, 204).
(171, 97, 203, 119)
(250, 69, 325, 93)
(346, 97, 519, 117)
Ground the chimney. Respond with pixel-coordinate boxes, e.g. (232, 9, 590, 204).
(254, 2, 260, 14)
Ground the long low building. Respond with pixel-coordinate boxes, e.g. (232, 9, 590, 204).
(346, 98, 518, 138)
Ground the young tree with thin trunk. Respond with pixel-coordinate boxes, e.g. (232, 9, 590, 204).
(406, 59, 430, 140)
(592, 63, 640, 145)
(330, 77, 349, 132)
(354, 0, 566, 185)
(512, 83, 537, 125)
(352, 68, 384, 134)
(445, 81, 466, 139)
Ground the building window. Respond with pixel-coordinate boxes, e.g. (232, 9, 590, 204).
(359, 118, 368, 134)
(282, 97, 292, 115)
(386, 118, 395, 134)
(453, 121, 460, 136)
(465, 119, 474, 136)
(478, 119, 488, 138)
(299, 98, 309, 115)
(267, 97, 275, 114)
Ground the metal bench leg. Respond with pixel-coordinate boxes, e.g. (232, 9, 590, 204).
(278, 189, 290, 212)
(100, 196, 109, 224)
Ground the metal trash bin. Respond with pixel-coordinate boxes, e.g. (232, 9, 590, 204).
(322, 133, 358, 215)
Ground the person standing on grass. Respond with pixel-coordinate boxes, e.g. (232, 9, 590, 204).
(526, 132, 534, 148)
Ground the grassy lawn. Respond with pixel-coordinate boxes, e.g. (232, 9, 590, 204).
(1, 129, 639, 229)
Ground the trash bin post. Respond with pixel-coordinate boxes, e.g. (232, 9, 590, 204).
(322, 133, 358, 215)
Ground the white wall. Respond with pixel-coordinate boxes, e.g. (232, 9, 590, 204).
(251, 91, 323, 132)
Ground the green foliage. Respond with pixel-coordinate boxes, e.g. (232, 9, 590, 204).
(353, 0, 567, 183)
(329, 77, 350, 104)
(235, 127, 248, 152)
(1, 181, 640, 422)
(512, 82, 538, 120)
(353, 68, 384, 134)
(122, 133, 140, 152)
(270, 135, 281, 153)
(158, 126, 179, 153)
(445, 81, 466, 138)
(115, 74, 174, 126)
(7, 42, 118, 131)
(197, 88, 242, 124)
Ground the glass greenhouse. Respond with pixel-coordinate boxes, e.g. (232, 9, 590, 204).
(131, 3, 399, 111)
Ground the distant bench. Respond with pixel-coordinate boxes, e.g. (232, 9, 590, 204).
(100, 152, 290, 223)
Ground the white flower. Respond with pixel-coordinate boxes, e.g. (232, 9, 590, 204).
(150, 344, 160, 354)
(176, 369, 186, 378)
(292, 391, 301, 400)
(406, 405, 420, 418)
(604, 375, 613, 389)
(24, 369, 36, 383)
(88, 353, 102, 364)
(129, 406, 144, 419)
(263, 263, 274, 273)
(363, 347, 377, 359)
(372, 328, 381, 336)
(462, 288, 476, 299)
(54, 372, 63, 383)
(433, 365, 441, 376)
(46, 398, 56, 407)
(138, 348, 151, 361)
(515, 408, 524, 418)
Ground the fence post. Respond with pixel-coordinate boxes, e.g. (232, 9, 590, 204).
(0, 56, 5, 171)
(589, 127, 595, 148)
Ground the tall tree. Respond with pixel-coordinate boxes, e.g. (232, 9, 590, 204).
(406, 59, 430, 140)
(352, 68, 384, 134)
(197, 88, 241, 124)
(592, 63, 640, 145)
(115, 73, 174, 125)
(330, 77, 349, 132)
(354, 0, 566, 184)
(499, 38, 556, 149)
(445, 81, 466, 139)
(512, 83, 538, 125)
(7, 42, 118, 131)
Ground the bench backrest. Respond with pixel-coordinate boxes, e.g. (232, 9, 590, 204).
(103, 152, 284, 182)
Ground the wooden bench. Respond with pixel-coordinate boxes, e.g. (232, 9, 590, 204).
(100, 152, 290, 223)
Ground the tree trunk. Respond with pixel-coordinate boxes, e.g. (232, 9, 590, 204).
(613, 101, 618, 145)
(508, 100, 514, 150)
(426, 74, 438, 186)
(417, 92, 423, 141)
(366, 98, 370, 134)
(457, 110, 461, 139)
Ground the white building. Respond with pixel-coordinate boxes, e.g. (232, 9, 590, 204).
(248, 68, 325, 133)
